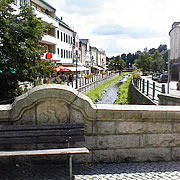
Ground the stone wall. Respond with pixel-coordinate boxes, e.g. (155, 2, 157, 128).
(158, 94, 180, 105)
(1, 85, 180, 163)
(78, 73, 118, 94)
(130, 81, 156, 105)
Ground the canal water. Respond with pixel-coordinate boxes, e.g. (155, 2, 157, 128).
(96, 75, 129, 104)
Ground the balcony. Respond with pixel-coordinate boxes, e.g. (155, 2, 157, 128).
(33, 8, 59, 27)
(41, 35, 57, 45)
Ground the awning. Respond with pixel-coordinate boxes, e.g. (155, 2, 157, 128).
(53, 66, 70, 72)
(64, 66, 89, 72)
(93, 66, 103, 70)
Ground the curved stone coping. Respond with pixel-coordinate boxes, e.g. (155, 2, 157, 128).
(0, 84, 96, 121)
(1, 84, 180, 122)
(96, 104, 180, 121)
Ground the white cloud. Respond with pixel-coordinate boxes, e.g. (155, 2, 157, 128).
(47, 0, 180, 56)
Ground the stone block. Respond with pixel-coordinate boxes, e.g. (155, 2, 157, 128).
(95, 121, 116, 134)
(94, 135, 139, 149)
(92, 149, 116, 163)
(116, 122, 145, 134)
(0, 105, 11, 121)
(173, 123, 180, 133)
(84, 120, 93, 135)
(116, 148, 171, 162)
(140, 134, 180, 148)
(172, 147, 180, 161)
(15, 107, 36, 125)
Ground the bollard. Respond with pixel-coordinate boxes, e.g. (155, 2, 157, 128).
(146, 80, 149, 96)
(161, 84, 166, 93)
(142, 79, 145, 93)
(152, 82, 155, 100)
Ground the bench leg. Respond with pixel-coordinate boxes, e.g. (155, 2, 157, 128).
(69, 155, 73, 180)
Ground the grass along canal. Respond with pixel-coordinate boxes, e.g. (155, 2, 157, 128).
(86, 72, 132, 104)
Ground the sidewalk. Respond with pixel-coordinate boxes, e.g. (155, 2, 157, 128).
(168, 81, 180, 97)
(1, 161, 180, 179)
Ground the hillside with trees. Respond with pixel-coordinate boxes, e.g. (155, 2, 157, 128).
(107, 44, 168, 74)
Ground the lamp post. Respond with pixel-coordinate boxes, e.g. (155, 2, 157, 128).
(167, 50, 170, 94)
(91, 56, 94, 81)
(75, 50, 78, 89)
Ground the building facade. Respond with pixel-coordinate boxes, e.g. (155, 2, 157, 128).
(169, 22, 180, 81)
(12, 0, 74, 66)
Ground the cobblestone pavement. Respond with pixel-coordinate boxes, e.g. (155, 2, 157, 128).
(2, 161, 180, 180)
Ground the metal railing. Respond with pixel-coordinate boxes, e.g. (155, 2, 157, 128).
(133, 78, 166, 103)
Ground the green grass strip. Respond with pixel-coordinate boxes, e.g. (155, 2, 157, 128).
(86, 72, 128, 103)
(114, 75, 133, 105)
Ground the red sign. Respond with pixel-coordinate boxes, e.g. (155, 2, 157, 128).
(46, 53, 52, 59)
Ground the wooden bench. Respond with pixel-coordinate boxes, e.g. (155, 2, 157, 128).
(0, 123, 89, 180)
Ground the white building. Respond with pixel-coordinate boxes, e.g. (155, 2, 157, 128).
(12, 0, 74, 66)
(169, 22, 180, 81)
(169, 22, 180, 61)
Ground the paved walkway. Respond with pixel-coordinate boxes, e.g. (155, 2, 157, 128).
(2, 161, 180, 179)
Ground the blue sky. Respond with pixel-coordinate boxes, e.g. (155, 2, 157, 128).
(47, 0, 180, 56)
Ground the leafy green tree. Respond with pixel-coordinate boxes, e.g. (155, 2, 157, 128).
(0, 1, 53, 103)
(135, 49, 153, 74)
(151, 50, 165, 72)
(109, 56, 125, 73)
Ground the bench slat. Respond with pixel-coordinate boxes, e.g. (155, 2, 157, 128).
(0, 129, 84, 138)
(0, 123, 84, 131)
(0, 136, 85, 144)
(0, 147, 89, 157)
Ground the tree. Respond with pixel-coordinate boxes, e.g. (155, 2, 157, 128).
(151, 50, 165, 72)
(108, 56, 125, 73)
(135, 50, 153, 74)
(0, 1, 53, 103)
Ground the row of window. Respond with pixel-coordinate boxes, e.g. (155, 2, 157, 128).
(57, 30, 72, 44)
(57, 48, 72, 59)
(14, 0, 28, 6)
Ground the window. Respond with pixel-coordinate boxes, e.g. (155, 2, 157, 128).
(64, 50, 65, 58)
(71, 51, 72, 58)
(71, 37, 72, 44)
(57, 48, 60, 55)
(20, 0, 27, 6)
(64, 33, 65, 42)
(57, 30, 59, 39)
(66, 50, 68, 58)
(66, 34, 68, 43)
(61, 32, 63, 41)
(61, 49, 63, 58)
(44, 45, 48, 52)
(14, 0, 17, 5)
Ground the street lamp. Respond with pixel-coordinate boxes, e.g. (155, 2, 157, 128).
(75, 50, 78, 89)
(167, 50, 170, 94)
(91, 56, 94, 74)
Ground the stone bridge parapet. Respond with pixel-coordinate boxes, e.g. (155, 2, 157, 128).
(1, 84, 180, 163)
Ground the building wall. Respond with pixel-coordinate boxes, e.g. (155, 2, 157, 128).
(1, 85, 180, 163)
(170, 25, 180, 61)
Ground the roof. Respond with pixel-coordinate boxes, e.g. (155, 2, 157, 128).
(39, 0, 56, 11)
(79, 39, 89, 44)
(56, 16, 74, 32)
(169, 22, 180, 36)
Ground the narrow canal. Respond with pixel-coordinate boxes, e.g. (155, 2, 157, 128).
(96, 75, 129, 104)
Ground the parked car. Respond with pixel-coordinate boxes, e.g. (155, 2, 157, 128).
(152, 73, 161, 81)
(157, 74, 168, 83)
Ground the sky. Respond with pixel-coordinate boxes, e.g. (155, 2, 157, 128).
(47, 0, 180, 57)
